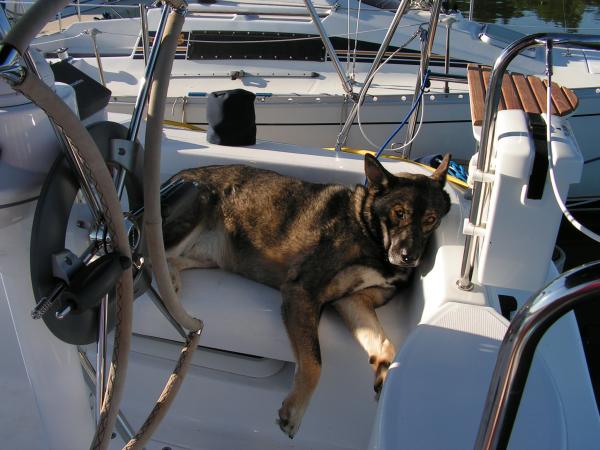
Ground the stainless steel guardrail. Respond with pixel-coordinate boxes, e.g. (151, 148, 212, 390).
(475, 260, 600, 450)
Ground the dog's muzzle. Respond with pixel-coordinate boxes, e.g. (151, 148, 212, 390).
(388, 248, 420, 268)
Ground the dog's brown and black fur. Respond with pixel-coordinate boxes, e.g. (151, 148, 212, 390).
(163, 154, 451, 438)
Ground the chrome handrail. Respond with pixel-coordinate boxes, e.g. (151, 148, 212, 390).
(457, 33, 600, 291)
(474, 260, 600, 450)
(304, 0, 354, 96)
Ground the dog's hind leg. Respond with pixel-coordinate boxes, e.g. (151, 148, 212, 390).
(277, 284, 322, 439)
(333, 287, 396, 398)
(167, 256, 218, 294)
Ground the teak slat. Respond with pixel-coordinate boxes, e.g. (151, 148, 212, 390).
(501, 74, 523, 110)
(467, 64, 486, 126)
(466, 64, 578, 126)
(528, 75, 555, 114)
(562, 86, 579, 110)
(544, 80, 572, 116)
(481, 68, 506, 110)
(512, 73, 542, 114)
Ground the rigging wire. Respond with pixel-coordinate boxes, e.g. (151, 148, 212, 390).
(165, 24, 420, 45)
(351, 0, 363, 80)
(347, 0, 351, 76)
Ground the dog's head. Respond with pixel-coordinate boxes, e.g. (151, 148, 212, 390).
(364, 154, 452, 268)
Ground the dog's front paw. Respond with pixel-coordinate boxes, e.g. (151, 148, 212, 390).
(277, 400, 302, 439)
(370, 356, 391, 400)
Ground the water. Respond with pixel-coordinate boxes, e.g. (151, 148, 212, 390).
(455, 0, 600, 33)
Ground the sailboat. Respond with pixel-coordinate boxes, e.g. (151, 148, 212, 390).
(33, 0, 600, 205)
(1, 1, 599, 449)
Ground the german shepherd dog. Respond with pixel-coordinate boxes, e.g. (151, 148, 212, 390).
(163, 154, 451, 438)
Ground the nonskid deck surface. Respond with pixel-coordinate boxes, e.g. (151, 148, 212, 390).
(0, 291, 47, 450)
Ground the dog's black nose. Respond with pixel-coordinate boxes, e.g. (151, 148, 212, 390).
(400, 250, 416, 264)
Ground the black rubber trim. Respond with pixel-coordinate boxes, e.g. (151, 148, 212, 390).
(0, 195, 39, 209)
(30, 121, 144, 345)
(526, 113, 549, 200)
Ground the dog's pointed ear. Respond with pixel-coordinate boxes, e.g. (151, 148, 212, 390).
(365, 154, 393, 190)
(431, 154, 451, 187)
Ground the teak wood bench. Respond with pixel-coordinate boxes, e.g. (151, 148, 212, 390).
(466, 64, 579, 126)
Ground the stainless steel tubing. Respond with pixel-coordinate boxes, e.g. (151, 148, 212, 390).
(126, 3, 171, 144)
(303, 0, 353, 96)
(474, 260, 600, 450)
(457, 33, 600, 291)
(116, 3, 171, 198)
(140, 4, 150, 66)
(334, 0, 412, 150)
(4, 3, 135, 448)
(444, 21, 451, 93)
(147, 286, 188, 340)
(89, 29, 107, 87)
(78, 349, 135, 442)
(428, 72, 467, 83)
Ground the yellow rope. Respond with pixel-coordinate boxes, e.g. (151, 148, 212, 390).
(322, 146, 469, 189)
(158, 122, 468, 189)
(162, 119, 206, 131)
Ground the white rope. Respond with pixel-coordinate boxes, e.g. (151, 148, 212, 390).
(355, 28, 423, 149)
(356, 54, 425, 151)
(545, 56, 600, 243)
(31, 31, 139, 47)
(30, 31, 86, 46)
(547, 129, 600, 243)
(356, 46, 401, 148)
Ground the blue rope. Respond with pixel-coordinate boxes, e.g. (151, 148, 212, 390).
(364, 71, 431, 186)
(374, 70, 431, 161)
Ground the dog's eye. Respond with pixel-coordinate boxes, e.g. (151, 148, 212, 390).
(394, 209, 406, 221)
(423, 215, 437, 226)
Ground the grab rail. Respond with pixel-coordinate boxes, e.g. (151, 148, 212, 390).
(457, 33, 600, 291)
(474, 260, 600, 450)
(304, 0, 353, 96)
